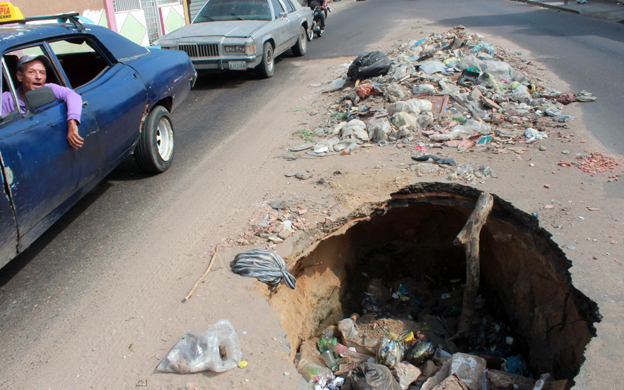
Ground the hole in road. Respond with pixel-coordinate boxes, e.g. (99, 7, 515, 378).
(270, 182, 600, 383)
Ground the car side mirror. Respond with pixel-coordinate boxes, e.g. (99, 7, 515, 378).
(24, 86, 56, 111)
(279, 12, 287, 18)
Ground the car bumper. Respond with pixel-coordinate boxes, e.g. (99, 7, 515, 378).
(192, 56, 261, 71)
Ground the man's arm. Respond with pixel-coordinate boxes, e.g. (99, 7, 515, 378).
(47, 83, 84, 149)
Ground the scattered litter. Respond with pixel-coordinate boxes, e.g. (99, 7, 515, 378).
(157, 319, 242, 374)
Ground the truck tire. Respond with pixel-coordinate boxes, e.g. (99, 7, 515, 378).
(134, 105, 175, 173)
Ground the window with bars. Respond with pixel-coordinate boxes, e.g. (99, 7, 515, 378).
(113, 0, 142, 12)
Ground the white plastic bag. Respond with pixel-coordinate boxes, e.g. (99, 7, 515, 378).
(157, 319, 242, 374)
(387, 99, 433, 115)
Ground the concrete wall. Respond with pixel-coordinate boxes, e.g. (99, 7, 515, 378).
(10, 0, 105, 17)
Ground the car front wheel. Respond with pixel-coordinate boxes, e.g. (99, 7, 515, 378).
(257, 42, 274, 79)
(292, 26, 307, 56)
(134, 105, 175, 173)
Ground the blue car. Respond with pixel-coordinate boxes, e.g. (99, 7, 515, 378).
(0, 9, 196, 268)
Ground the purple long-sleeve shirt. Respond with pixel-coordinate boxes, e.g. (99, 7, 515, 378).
(1, 83, 82, 123)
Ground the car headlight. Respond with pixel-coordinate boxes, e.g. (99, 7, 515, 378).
(245, 38, 255, 56)
(224, 45, 246, 54)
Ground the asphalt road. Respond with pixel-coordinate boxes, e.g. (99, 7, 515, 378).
(0, 0, 622, 383)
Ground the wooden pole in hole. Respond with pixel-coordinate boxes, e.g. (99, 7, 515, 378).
(450, 192, 494, 341)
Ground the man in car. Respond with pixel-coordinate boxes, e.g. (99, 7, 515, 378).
(1, 55, 84, 149)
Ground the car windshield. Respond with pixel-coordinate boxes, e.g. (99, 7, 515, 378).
(194, 0, 271, 22)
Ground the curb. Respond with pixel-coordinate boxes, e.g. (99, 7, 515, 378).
(512, 0, 581, 14)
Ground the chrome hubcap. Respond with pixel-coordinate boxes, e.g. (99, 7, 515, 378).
(267, 49, 274, 72)
(155, 117, 174, 161)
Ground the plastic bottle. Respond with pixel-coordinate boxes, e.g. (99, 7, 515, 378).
(342, 142, 358, 154)
(296, 359, 333, 383)
(481, 369, 490, 390)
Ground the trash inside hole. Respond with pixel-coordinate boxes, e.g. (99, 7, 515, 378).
(268, 183, 600, 390)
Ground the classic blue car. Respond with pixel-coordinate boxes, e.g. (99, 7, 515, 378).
(0, 11, 196, 268)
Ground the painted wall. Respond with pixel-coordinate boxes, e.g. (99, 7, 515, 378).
(9, 0, 104, 17)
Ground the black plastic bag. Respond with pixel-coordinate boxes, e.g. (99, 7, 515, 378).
(343, 362, 402, 390)
(347, 51, 392, 80)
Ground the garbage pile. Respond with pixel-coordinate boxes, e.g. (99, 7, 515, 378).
(293, 25, 600, 185)
(295, 275, 569, 390)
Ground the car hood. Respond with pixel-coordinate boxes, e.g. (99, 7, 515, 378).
(162, 21, 268, 40)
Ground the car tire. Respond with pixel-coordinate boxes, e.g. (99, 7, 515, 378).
(256, 42, 275, 79)
(292, 26, 307, 57)
(134, 105, 175, 174)
(307, 24, 314, 41)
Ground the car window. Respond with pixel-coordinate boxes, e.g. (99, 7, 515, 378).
(282, 0, 295, 13)
(270, 0, 284, 17)
(49, 38, 109, 89)
(3, 46, 62, 87)
(0, 59, 18, 121)
(289, 0, 302, 10)
(195, 0, 272, 22)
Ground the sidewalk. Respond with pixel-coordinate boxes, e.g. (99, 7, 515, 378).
(513, 0, 624, 23)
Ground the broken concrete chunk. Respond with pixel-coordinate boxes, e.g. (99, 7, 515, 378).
(487, 369, 536, 390)
(392, 362, 422, 390)
(431, 374, 470, 390)
(449, 353, 486, 390)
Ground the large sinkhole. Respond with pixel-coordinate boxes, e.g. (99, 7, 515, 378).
(269, 183, 600, 383)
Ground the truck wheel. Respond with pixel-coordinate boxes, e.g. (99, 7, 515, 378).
(256, 42, 274, 79)
(134, 105, 175, 173)
(292, 26, 307, 56)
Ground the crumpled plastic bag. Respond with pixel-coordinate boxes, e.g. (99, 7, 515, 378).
(356, 84, 383, 99)
(524, 127, 548, 143)
(231, 248, 296, 289)
(157, 319, 242, 374)
(576, 90, 597, 102)
(322, 78, 346, 93)
(343, 362, 402, 390)
(556, 91, 576, 105)
(471, 40, 496, 56)
(341, 119, 369, 141)
(387, 99, 433, 115)
(429, 125, 474, 142)
(386, 83, 410, 100)
(367, 116, 392, 142)
(412, 84, 436, 96)
(392, 112, 418, 130)
(348, 51, 392, 80)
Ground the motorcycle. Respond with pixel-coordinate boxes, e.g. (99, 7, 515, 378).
(308, 6, 325, 40)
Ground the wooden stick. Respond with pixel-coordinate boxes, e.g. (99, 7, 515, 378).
(183, 246, 220, 303)
(450, 193, 494, 340)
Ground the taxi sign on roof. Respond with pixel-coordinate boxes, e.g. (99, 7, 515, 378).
(0, 2, 25, 24)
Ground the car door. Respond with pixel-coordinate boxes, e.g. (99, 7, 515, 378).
(0, 62, 18, 267)
(269, 0, 290, 54)
(48, 37, 148, 174)
(0, 49, 102, 251)
(280, 0, 301, 47)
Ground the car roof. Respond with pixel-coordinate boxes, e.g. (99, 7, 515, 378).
(0, 23, 82, 51)
(0, 23, 149, 62)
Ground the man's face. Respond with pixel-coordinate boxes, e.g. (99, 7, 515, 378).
(16, 60, 47, 93)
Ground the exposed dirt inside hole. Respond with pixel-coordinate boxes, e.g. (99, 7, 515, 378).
(268, 182, 600, 383)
